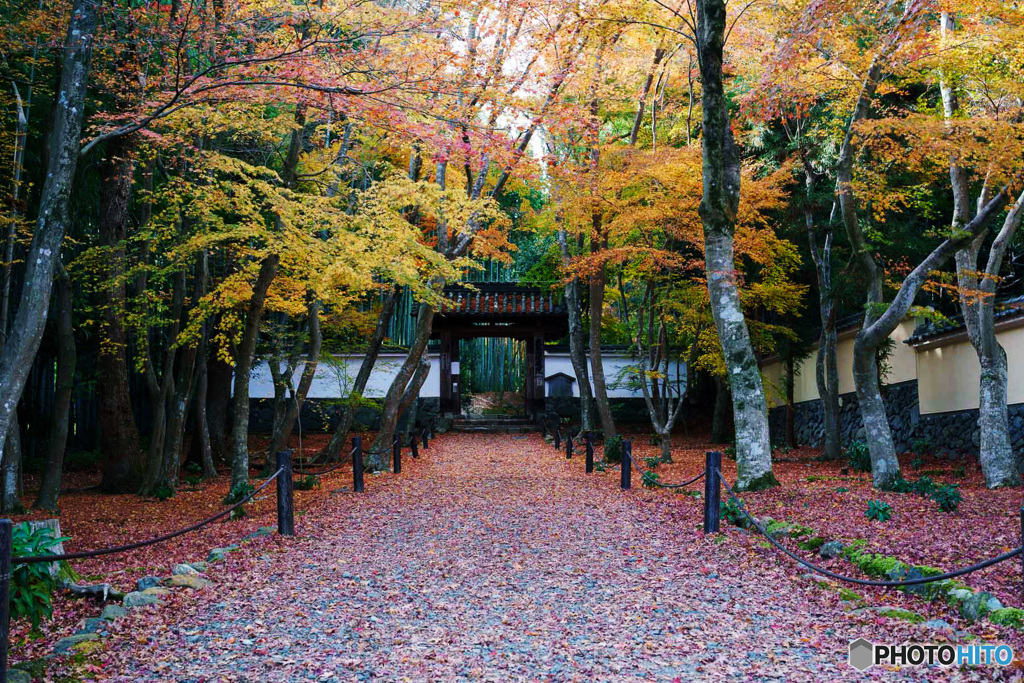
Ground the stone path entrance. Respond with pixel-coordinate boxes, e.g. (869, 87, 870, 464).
(101, 434, 939, 681)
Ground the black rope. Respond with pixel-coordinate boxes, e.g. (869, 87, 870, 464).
(715, 468, 1023, 587)
(628, 452, 705, 489)
(293, 445, 359, 476)
(15, 469, 285, 565)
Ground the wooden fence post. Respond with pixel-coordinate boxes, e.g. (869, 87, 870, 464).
(353, 436, 364, 493)
(566, 432, 573, 459)
(620, 440, 632, 490)
(276, 450, 295, 535)
(703, 451, 721, 534)
(411, 432, 419, 459)
(0, 519, 11, 682)
(393, 435, 401, 475)
(585, 432, 594, 474)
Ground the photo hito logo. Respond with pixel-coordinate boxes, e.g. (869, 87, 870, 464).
(849, 638, 1015, 671)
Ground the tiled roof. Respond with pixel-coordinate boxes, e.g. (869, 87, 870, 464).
(905, 295, 1024, 345)
(435, 285, 564, 316)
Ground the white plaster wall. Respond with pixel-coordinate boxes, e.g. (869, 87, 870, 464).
(250, 350, 682, 400)
(543, 351, 686, 399)
(761, 318, 919, 407)
(250, 353, 441, 399)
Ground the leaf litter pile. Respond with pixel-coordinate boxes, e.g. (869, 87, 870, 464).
(11, 433, 1024, 681)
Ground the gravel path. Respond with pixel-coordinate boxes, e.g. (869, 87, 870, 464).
(99, 434, 1002, 682)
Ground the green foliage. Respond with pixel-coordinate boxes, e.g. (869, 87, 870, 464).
(723, 445, 737, 461)
(931, 483, 962, 512)
(603, 435, 623, 464)
(642, 472, 661, 488)
(910, 457, 925, 470)
(643, 456, 661, 469)
(845, 441, 872, 473)
(990, 608, 1024, 629)
(11, 523, 70, 628)
(153, 483, 175, 501)
(865, 500, 893, 522)
(910, 437, 931, 458)
(294, 474, 319, 491)
(720, 498, 746, 527)
(223, 482, 255, 505)
(799, 536, 826, 551)
(182, 463, 202, 488)
(835, 487, 850, 493)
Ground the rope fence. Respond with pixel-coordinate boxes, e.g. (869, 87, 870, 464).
(713, 465, 1023, 588)
(14, 468, 285, 565)
(0, 417, 440, 680)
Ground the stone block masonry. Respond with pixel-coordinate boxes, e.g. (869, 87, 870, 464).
(768, 379, 1024, 460)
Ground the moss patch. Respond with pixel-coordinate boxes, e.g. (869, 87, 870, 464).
(990, 608, 1024, 629)
(738, 471, 781, 492)
(839, 588, 864, 603)
(799, 537, 826, 551)
(877, 608, 925, 624)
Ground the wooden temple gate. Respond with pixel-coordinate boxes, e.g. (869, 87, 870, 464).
(431, 284, 568, 418)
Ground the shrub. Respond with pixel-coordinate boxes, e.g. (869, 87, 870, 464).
(910, 457, 925, 470)
(643, 456, 661, 470)
(723, 445, 737, 461)
(642, 472, 661, 488)
(603, 435, 624, 464)
(866, 500, 893, 522)
(912, 475, 937, 497)
(911, 437, 931, 457)
(846, 441, 872, 473)
(153, 483, 175, 501)
(223, 482, 255, 505)
(294, 475, 319, 491)
(720, 498, 747, 527)
(931, 483, 962, 512)
(11, 523, 70, 627)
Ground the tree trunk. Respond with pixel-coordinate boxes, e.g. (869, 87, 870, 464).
(269, 301, 322, 457)
(318, 286, 398, 461)
(565, 277, 594, 432)
(35, 266, 75, 510)
(228, 254, 279, 492)
(941, 12, 1020, 489)
(194, 327, 216, 479)
(206, 341, 233, 459)
(557, 229, 594, 432)
(803, 161, 841, 460)
(815, 318, 841, 459)
(697, 0, 774, 490)
(785, 358, 797, 449)
(369, 301, 434, 468)
(97, 134, 144, 492)
(0, 413, 21, 511)
(588, 264, 617, 440)
(711, 375, 731, 443)
(0, 0, 95, 488)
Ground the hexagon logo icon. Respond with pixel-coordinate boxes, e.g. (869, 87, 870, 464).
(849, 638, 875, 671)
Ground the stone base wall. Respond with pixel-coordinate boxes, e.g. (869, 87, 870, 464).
(770, 380, 1024, 458)
(915, 404, 1024, 457)
(768, 381, 919, 453)
(249, 397, 441, 433)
